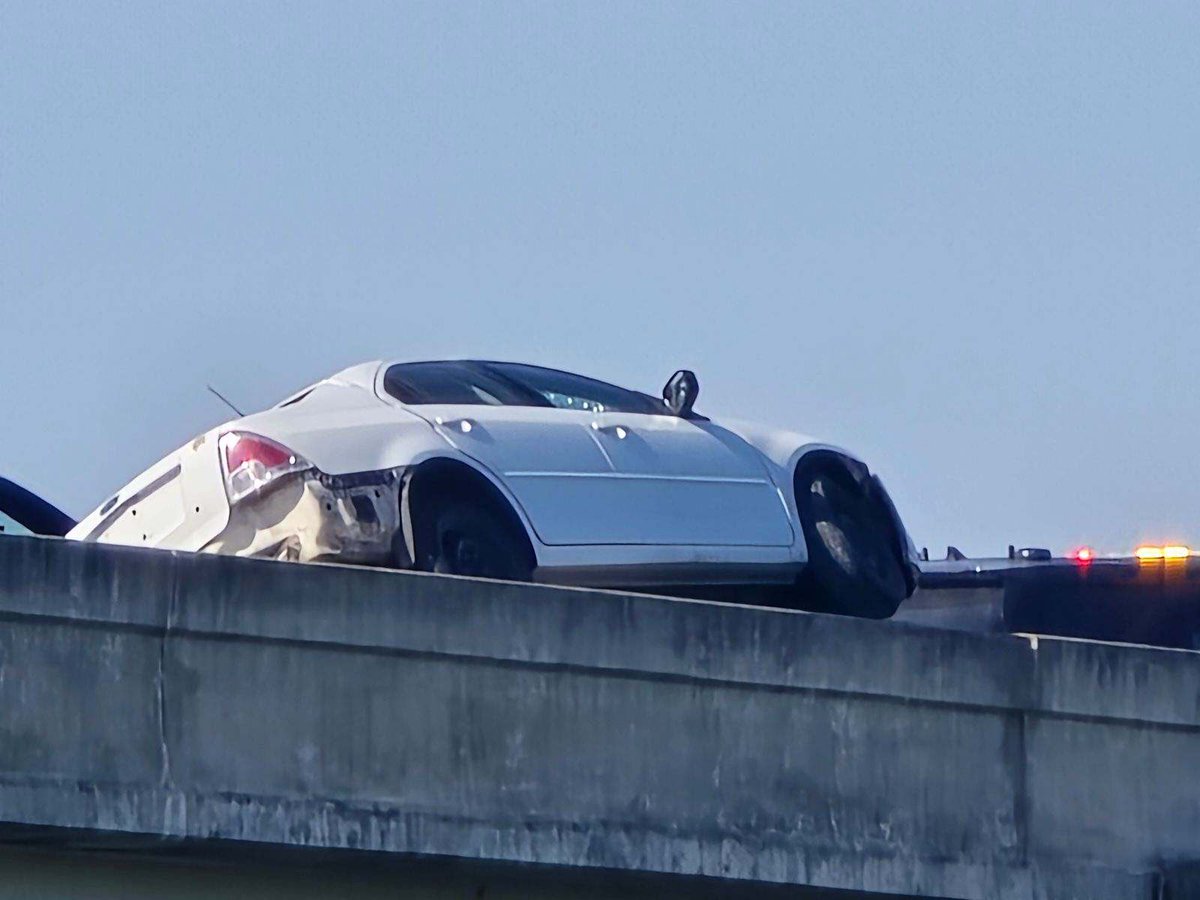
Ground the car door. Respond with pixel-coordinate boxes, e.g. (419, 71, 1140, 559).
(589, 411, 794, 546)
(486, 363, 794, 547)
(380, 362, 625, 546)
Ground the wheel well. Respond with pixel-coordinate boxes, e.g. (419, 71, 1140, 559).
(399, 458, 536, 570)
(792, 449, 916, 601)
(792, 450, 869, 500)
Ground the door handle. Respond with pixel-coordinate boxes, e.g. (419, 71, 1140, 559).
(434, 416, 477, 434)
(590, 422, 630, 440)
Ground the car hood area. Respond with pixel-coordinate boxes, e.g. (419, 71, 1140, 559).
(0, 478, 76, 537)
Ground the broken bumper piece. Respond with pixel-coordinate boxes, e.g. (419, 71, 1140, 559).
(202, 469, 403, 565)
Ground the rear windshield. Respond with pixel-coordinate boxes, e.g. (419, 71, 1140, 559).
(383, 361, 664, 415)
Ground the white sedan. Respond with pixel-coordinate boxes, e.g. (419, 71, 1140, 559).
(69, 360, 918, 617)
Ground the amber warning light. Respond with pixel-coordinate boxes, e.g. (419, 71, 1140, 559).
(1135, 545, 1192, 562)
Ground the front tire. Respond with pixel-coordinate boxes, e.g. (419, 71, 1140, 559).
(794, 455, 909, 618)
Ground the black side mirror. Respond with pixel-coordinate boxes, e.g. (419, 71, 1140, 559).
(662, 369, 699, 417)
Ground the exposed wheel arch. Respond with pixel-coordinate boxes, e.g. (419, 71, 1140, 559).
(397, 457, 537, 575)
(794, 448, 870, 487)
(792, 448, 915, 583)
(792, 450, 912, 618)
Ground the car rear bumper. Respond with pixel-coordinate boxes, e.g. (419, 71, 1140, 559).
(200, 468, 403, 565)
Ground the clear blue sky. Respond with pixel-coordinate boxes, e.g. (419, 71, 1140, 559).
(3, 2, 1198, 555)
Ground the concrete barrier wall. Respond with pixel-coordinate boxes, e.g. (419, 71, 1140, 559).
(0, 535, 1197, 899)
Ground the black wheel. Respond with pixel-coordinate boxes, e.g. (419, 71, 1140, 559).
(794, 456, 909, 618)
(411, 494, 533, 582)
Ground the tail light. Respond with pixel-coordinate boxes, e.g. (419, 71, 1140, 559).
(218, 432, 311, 504)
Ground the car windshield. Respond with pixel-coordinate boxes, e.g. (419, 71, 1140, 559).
(383, 361, 664, 415)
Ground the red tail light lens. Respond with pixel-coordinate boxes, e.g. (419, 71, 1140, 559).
(1068, 546, 1096, 564)
(218, 432, 311, 504)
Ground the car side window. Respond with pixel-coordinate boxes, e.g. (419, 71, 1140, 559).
(384, 362, 548, 407)
(483, 363, 664, 415)
(0, 511, 33, 537)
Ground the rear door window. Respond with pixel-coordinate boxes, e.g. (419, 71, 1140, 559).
(384, 362, 548, 407)
(482, 362, 663, 415)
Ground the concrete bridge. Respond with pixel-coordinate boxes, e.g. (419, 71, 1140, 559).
(0, 534, 1197, 899)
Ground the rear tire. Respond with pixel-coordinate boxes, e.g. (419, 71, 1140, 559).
(411, 494, 533, 582)
(794, 456, 909, 619)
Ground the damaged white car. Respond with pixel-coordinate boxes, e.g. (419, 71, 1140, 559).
(70, 360, 918, 617)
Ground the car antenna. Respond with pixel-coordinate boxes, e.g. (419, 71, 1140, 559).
(206, 384, 245, 417)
